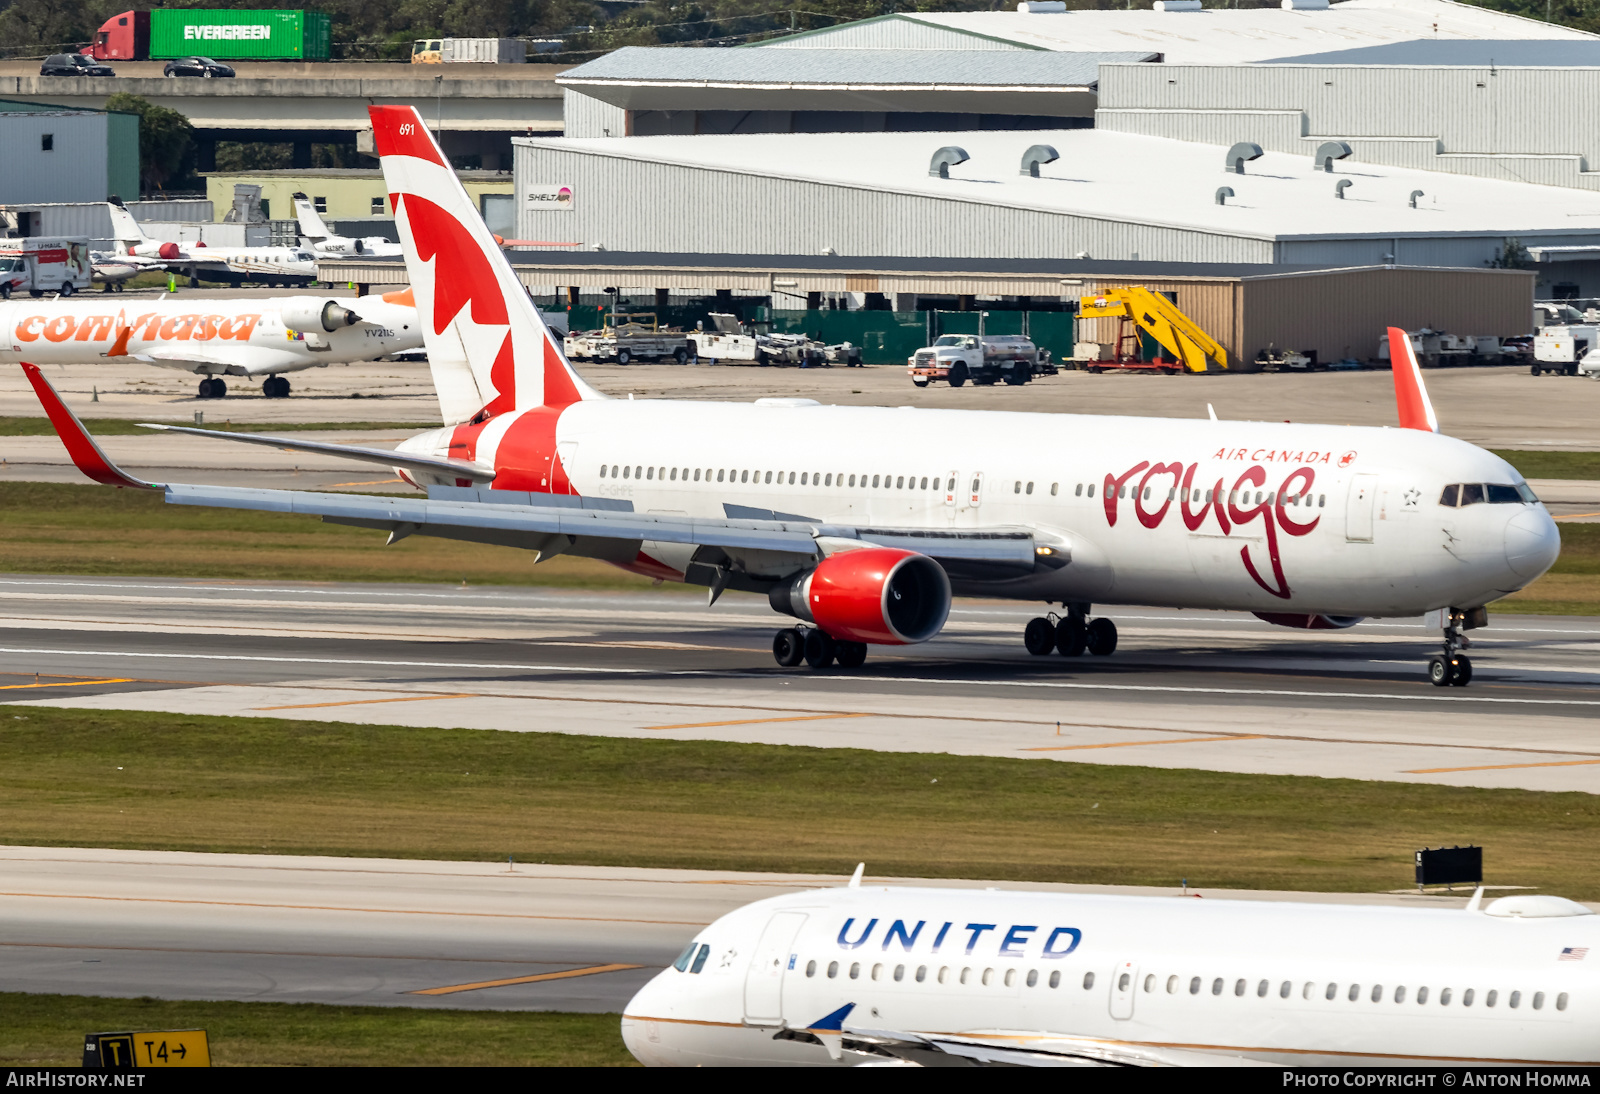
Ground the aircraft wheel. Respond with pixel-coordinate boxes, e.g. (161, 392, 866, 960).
(835, 641, 868, 669)
(803, 628, 837, 669)
(1085, 617, 1118, 656)
(1024, 617, 1056, 656)
(212, 378, 227, 398)
(198, 378, 215, 399)
(1448, 655, 1472, 687)
(101, 283, 113, 293)
(1427, 655, 1451, 687)
(1055, 616, 1086, 657)
(773, 628, 805, 668)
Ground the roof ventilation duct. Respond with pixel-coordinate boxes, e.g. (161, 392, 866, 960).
(1016, 1, 1066, 11)
(1215, 187, 1234, 205)
(1019, 144, 1059, 178)
(1224, 142, 1263, 175)
(1153, 1, 1202, 9)
(1314, 141, 1352, 173)
(929, 146, 969, 179)
(1281, 0, 1330, 8)
(1410, 189, 1425, 208)
(1335, 179, 1353, 199)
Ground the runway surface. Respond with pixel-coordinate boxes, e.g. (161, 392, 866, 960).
(3, 575, 1600, 793)
(0, 846, 1510, 1012)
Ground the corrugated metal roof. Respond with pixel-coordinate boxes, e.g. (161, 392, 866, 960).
(526, 126, 1600, 242)
(761, 0, 1599, 64)
(559, 46, 1156, 88)
(1260, 38, 1600, 65)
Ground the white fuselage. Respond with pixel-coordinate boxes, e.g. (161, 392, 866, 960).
(623, 886, 1600, 1066)
(400, 399, 1558, 618)
(0, 296, 422, 378)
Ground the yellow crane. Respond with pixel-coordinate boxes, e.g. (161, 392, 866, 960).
(1076, 286, 1229, 373)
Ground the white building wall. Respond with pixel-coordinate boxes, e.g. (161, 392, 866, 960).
(1098, 64, 1600, 191)
(0, 113, 108, 206)
(513, 139, 1272, 263)
(563, 89, 629, 139)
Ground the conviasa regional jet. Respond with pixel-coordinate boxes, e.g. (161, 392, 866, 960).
(621, 877, 1600, 1066)
(21, 104, 1560, 686)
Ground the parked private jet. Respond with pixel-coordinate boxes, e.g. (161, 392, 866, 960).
(106, 198, 318, 287)
(293, 192, 403, 259)
(19, 104, 1561, 684)
(621, 873, 1600, 1066)
(4, 290, 421, 398)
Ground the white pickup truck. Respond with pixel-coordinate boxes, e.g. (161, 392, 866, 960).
(908, 333, 1040, 387)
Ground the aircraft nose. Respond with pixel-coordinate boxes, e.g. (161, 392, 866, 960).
(1505, 507, 1561, 581)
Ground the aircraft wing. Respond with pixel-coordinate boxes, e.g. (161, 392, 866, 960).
(128, 344, 311, 378)
(23, 362, 1057, 578)
(838, 1026, 1270, 1068)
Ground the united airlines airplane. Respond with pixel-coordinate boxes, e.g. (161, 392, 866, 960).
(622, 873, 1600, 1066)
(19, 104, 1561, 686)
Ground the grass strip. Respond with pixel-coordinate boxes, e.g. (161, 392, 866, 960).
(0, 417, 424, 436)
(1, 707, 1598, 897)
(1492, 449, 1600, 481)
(0, 993, 633, 1067)
(0, 482, 1596, 607)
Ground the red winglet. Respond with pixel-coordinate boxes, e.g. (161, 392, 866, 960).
(19, 363, 157, 489)
(1387, 327, 1439, 433)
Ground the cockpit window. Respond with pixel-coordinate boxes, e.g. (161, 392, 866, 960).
(1441, 482, 1535, 507)
(689, 943, 710, 974)
(672, 941, 698, 972)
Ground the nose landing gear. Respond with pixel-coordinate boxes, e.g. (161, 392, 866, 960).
(1023, 605, 1118, 658)
(773, 626, 868, 670)
(1427, 610, 1475, 687)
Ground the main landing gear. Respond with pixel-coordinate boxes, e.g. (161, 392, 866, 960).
(1427, 611, 1474, 688)
(262, 375, 292, 398)
(197, 377, 228, 399)
(772, 625, 868, 670)
(1024, 605, 1118, 658)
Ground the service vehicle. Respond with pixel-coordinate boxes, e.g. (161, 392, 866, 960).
(908, 333, 1039, 387)
(39, 54, 113, 76)
(1077, 287, 1227, 374)
(411, 38, 526, 63)
(689, 313, 825, 366)
(86, 9, 330, 62)
(565, 312, 692, 365)
(0, 238, 92, 299)
(1532, 324, 1596, 376)
(28, 103, 1561, 693)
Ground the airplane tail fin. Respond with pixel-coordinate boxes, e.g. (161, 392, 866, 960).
(1387, 327, 1439, 433)
(105, 197, 151, 247)
(368, 105, 600, 426)
(292, 192, 332, 243)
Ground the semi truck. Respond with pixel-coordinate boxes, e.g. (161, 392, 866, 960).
(411, 38, 527, 64)
(86, 10, 331, 62)
(908, 333, 1040, 387)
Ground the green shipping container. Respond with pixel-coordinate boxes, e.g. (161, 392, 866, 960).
(150, 9, 331, 61)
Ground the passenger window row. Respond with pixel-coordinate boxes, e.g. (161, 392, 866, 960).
(1072, 482, 1326, 507)
(802, 958, 1074, 990)
(1156, 973, 1567, 1012)
(1440, 483, 1539, 507)
(597, 464, 954, 492)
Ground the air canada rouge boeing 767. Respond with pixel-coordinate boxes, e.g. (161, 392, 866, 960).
(20, 104, 1560, 685)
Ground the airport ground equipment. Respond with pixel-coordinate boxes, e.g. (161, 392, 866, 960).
(1075, 287, 1227, 374)
(688, 312, 829, 366)
(908, 333, 1040, 386)
(565, 311, 693, 365)
(1532, 323, 1596, 376)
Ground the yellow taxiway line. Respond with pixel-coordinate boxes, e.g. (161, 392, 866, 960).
(409, 963, 645, 996)
(253, 693, 477, 711)
(1405, 758, 1600, 774)
(646, 712, 872, 730)
(1025, 734, 1264, 753)
(0, 678, 132, 690)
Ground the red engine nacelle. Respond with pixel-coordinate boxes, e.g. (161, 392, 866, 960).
(769, 547, 951, 645)
(1253, 612, 1364, 630)
(157, 242, 181, 260)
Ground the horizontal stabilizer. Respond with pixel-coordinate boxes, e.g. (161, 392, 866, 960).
(138, 423, 497, 485)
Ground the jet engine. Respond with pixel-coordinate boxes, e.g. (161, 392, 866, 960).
(1253, 612, 1364, 630)
(280, 298, 363, 333)
(316, 238, 365, 256)
(156, 242, 181, 260)
(769, 547, 951, 645)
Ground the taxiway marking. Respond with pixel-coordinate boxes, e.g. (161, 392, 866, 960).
(409, 963, 645, 996)
(1024, 734, 1265, 753)
(253, 693, 477, 711)
(646, 712, 871, 730)
(1405, 758, 1600, 774)
(0, 677, 131, 691)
